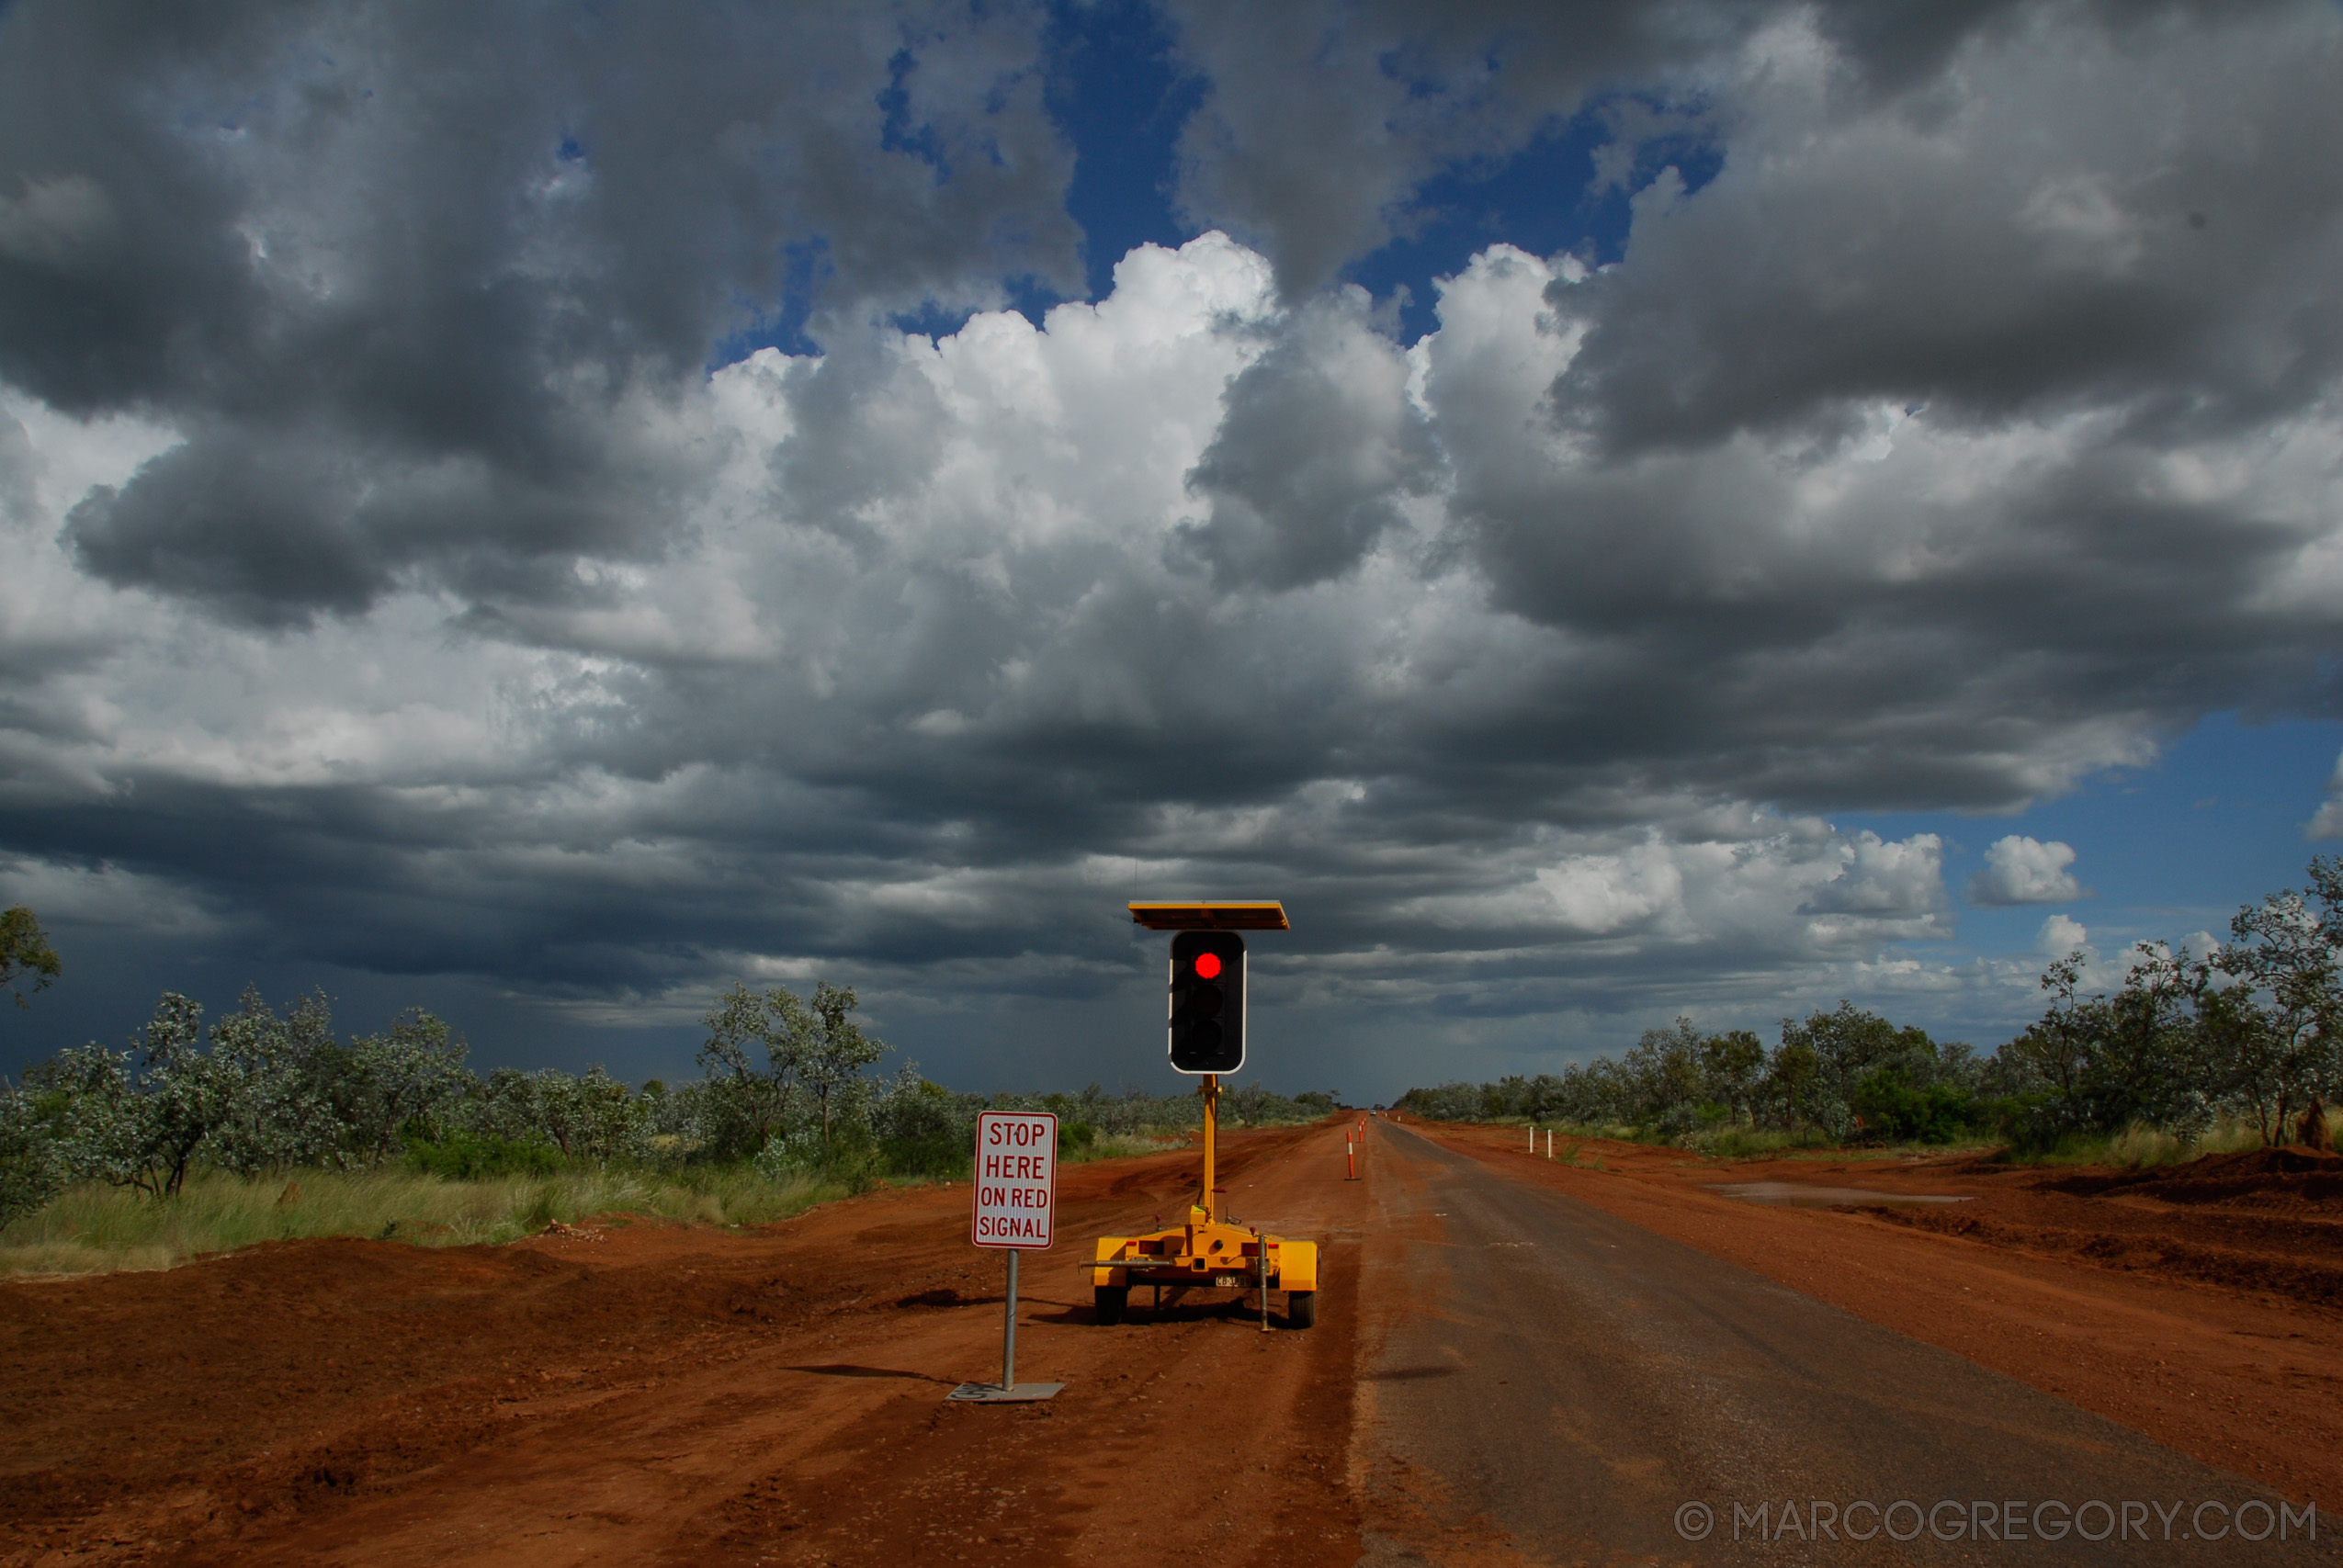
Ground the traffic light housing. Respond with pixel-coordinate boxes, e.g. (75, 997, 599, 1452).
(1167, 931, 1246, 1074)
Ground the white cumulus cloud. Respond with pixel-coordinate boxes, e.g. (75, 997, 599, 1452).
(2309, 750, 2343, 840)
(1970, 836, 2085, 905)
(2036, 912, 2089, 955)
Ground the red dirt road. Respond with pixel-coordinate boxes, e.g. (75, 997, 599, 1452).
(5, 1117, 2340, 1563)
(1402, 1122, 2343, 1519)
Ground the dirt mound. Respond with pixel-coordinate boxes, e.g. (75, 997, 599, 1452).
(1862, 1203, 2343, 1307)
(2039, 1145, 2343, 1205)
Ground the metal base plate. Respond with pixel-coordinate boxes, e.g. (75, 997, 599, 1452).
(947, 1382, 1063, 1403)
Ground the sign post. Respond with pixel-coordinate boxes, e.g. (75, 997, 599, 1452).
(949, 1111, 1063, 1403)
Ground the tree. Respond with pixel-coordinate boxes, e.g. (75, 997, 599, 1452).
(25, 1041, 143, 1189)
(696, 982, 815, 1160)
(1850, 1066, 1975, 1143)
(202, 987, 342, 1175)
(2194, 981, 2290, 1145)
(535, 1066, 647, 1162)
(19, 987, 441, 1195)
(870, 1066, 971, 1175)
(0, 906, 60, 1008)
(127, 993, 235, 1197)
(1620, 1019, 1706, 1134)
(1760, 1036, 1823, 1130)
(340, 1009, 471, 1161)
(0, 1081, 65, 1225)
(802, 982, 888, 1146)
(1771, 1002, 1940, 1139)
(2215, 857, 2342, 1146)
(2001, 951, 2100, 1111)
(1700, 1030, 1767, 1124)
(2006, 944, 2209, 1144)
(28, 994, 234, 1198)
(2096, 942, 2208, 1132)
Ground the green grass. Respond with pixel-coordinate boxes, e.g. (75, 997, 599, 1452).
(1458, 1108, 2339, 1168)
(1530, 1121, 1637, 1144)
(1071, 1130, 1189, 1161)
(1999, 1116, 2288, 1168)
(0, 1163, 845, 1279)
(1682, 1125, 1839, 1160)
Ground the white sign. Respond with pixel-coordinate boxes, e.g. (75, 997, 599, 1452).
(970, 1111, 1057, 1249)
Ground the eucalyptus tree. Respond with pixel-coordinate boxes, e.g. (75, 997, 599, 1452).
(802, 982, 888, 1147)
(2214, 856, 2341, 1146)
(0, 905, 59, 1009)
(38, 993, 242, 1198)
(696, 982, 816, 1160)
(202, 987, 344, 1174)
(0, 1082, 63, 1224)
(338, 1009, 472, 1161)
(533, 1066, 648, 1162)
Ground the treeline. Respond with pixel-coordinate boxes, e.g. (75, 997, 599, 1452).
(0, 976, 1335, 1224)
(1401, 856, 2342, 1152)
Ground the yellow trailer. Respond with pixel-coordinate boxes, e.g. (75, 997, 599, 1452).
(1089, 1071, 1319, 1326)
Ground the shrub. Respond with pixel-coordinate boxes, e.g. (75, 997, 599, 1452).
(0, 1085, 65, 1227)
(403, 1129, 565, 1180)
(1851, 1066, 1979, 1145)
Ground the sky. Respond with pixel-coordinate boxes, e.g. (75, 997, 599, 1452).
(3, 0, 2341, 1104)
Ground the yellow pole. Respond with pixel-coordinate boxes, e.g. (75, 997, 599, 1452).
(1200, 1073, 1219, 1223)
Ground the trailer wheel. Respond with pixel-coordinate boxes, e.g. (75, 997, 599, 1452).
(1285, 1290, 1317, 1328)
(1093, 1285, 1128, 1325)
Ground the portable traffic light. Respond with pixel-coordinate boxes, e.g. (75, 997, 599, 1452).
(1167, 930, 1246, 1074)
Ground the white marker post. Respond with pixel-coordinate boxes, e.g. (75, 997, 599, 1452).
(950, 1111, 1063, 1404)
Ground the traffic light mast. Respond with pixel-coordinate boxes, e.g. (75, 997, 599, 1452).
(1091, 900, 1319, 1328)
(1199, 1072, 1219, 1222)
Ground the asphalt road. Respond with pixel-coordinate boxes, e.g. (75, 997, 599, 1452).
(1355, 1121, 2337, 1566)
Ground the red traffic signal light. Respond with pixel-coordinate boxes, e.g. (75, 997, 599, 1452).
(1168, 931, 1245, 1074)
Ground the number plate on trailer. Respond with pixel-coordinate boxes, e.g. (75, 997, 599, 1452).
(1215, 1273, 1242, 1288)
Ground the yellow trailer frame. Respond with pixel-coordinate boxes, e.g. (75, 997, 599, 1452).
(1089, 1074, 1319, 1327)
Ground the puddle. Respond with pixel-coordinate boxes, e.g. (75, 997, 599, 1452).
(1708, 1182, 1975, 1208)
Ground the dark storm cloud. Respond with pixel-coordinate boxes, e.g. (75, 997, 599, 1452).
(1547, 2, 2343, 455)
(1403, 2, 2343, 824)
(5, 1, 2343, 1079)
(0, 409, 36, 526)
(1454, 429, 2330, 809)
(60, 414, 707, 626)
(1161, 0, 1738, 297)
(0, 0, 1079, 621)
(63, 428, 393, 623)
(1156, 0, 2133, 300)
